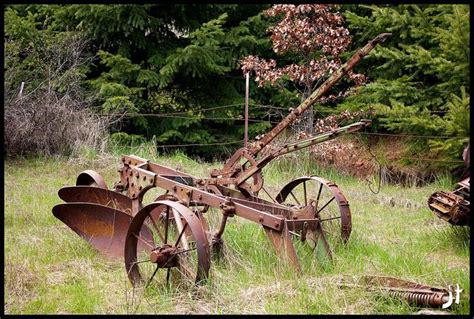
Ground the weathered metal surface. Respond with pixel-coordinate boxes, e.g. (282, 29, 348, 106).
(263, 221, 302, 273)
(428, 185, 470, 226)
(209, 148, 263, 194)
(52, 202, 152, 259)
(59, 186, 133, 216)
(52, 33, 391, 288)
(428, 144, 470, 226)
(339, 275, 450, 308)
(76, 170, 108, 189)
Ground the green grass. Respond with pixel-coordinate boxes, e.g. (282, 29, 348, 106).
(4, 150, 470, 314)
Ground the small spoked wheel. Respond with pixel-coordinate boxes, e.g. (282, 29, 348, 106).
(276, 176, 352, 264)
(125, 200, 210, 288)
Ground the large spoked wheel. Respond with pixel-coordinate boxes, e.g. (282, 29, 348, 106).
(276, 176, 352, 262)
(125, 200, 210, 288)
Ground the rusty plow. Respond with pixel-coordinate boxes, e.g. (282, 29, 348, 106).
(52, 33, 391, 289)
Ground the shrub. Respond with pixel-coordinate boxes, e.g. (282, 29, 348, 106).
(4, 7, 108, 157)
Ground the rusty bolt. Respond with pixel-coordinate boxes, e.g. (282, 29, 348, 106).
(274, 221, 280, 227)
(198, 195, 202, 200)
(172, 186, 177, 192)
(259, 215, 264, 223)
(139, 186, 143, 190)
(128, 160, 132, 164)
(131, 182, 135, 187)
(143, 176, 147, 181)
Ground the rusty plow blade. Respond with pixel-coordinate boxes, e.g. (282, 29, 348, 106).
(53, 187, 152, 260)
(58, 186, 133, 215)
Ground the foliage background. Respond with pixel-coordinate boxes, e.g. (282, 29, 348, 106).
(4, 4, 470, 173)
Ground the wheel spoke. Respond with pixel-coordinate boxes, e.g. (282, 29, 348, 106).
(262, 185, 278, 203)
(289, 191, 301, 206)
(319, 215, 341, 222)
(303, 181, 308, 206)
(164, 207, 169, 244)
(132, 259, 151, 266)
(132, 233, 155, 249)
(316, 197, 335, 215)
(146, 265, 160, 288)
(147, 213, 165, 243)
(173, 209, 189, 250)
(315, 183, 323, 211)
(174, 222, 189, 247)
(176, 247, 197, 255)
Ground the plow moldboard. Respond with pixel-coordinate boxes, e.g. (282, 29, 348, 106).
(58, 186, 133, 216)
(52, 202, 152, 260)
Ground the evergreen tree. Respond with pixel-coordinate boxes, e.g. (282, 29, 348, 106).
(340, 4, 470, 170)
(54, 4, 272, 158)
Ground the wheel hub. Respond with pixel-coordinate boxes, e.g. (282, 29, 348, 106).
(149, 244, 179, 268)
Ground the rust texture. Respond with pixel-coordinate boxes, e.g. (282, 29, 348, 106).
(52, 34, 390, 288)
(428, 144, 470, 226)
(339, 275, 450, 308)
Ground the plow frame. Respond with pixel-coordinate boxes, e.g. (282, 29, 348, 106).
(115, 153, 329, 272)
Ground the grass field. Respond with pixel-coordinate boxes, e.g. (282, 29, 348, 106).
(4, 147, 470, 314)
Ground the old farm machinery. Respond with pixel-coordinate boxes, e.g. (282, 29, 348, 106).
(428, 144, 470, 226)
(53, 33, 391, 288)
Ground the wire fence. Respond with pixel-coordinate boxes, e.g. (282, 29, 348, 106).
(356, 132, 456, 140)
(108, 103, 467, 163)
(156, 140, 245, 148)
(151, 138, 465, 164)
(102, 102, 453, 118)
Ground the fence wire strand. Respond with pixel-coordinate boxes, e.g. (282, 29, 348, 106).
(105, 104, 467, 163)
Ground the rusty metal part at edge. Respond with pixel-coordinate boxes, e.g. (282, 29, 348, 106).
(338, 275, 451, 308)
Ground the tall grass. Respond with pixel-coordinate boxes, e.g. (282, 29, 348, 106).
(4, 149, 470, 314)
